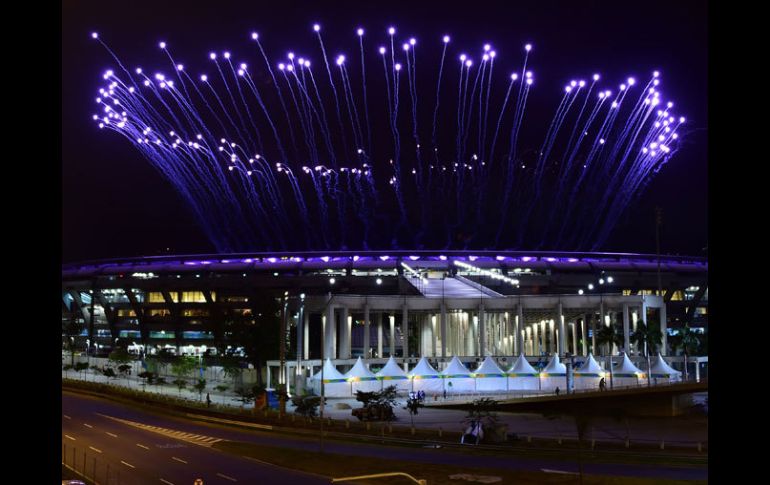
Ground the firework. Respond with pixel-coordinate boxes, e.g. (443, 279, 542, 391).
(91, 27, 685, 252)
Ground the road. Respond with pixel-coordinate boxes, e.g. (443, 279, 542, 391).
(62, 390, 707, 483)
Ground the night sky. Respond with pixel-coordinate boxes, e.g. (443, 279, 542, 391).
(62, 0, 707, 262)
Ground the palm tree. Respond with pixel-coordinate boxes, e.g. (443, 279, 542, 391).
(630, 323, 663, 386)
(672, 325, 700, 381)
(596, 324, 622, 356)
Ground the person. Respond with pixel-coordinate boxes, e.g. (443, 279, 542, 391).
(599, 378, 606, 391)
(555, 387, 560, 396)
(206, 392, 211, 408)
(443, 388, 447, 399)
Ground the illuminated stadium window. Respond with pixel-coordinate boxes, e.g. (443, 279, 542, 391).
(181, 291, 206, 303)
(117, 309, 137, 317)
(148, 308, 171, 317)
(150, 331, 175, 339)
(182, 309, 210, 317)
(622, 289, 632, 296)
(670, 291, 684, 301)
(183, 331, 214, 339)
(221, 296, 248, 303)
(147, 292, 165, 303)
(696, 307, 707, 315)
(231, 308, 253, 316)
(118, 330, 141, 338)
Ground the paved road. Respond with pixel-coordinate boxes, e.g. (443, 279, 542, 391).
(62, 392, 328, 484)
(63, 391, 707, 483)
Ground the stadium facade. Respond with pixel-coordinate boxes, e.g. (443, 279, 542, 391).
(62, 251, 707, 390)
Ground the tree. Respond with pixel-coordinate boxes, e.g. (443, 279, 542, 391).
(109, 348, 133, 386)
(403, 396, 424, 428)
(62, 315, 84, 366)
(596, 323, 622, 356)
(74, 362, 89, 380)
(221, 356, 244, 387)
(193, 379, 207, 401)
(464, 398, 500, 434)
(103, 367, 117, 379)
(171, 356, 199, 385)
(672, 325, 700, 381)
(234, 386, 256, 408)
(630, 322, 663, 386)
(173, 379, 187, 396)
(292, 391, 324, 418)
(214, 384, 229, 404)
(352, 385, 399, 421)
(62, 364, 74, 377)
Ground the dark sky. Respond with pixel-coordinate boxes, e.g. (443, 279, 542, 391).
(62, 0, 707, 262)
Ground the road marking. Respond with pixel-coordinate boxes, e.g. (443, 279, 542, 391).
(121, 461, 135, 469)
(541, 469, 578, 475)
(63, 414, 71, 420)
(106, 432, 118, 438)
(171, 457, 187, 464)
(160, 480, 175, 485)
(216, 473, 238, 482)
(89, 446, 102, 454)
(65, 435, 76, 441)
(97, 414, 222, 447)
(136, 443, 150, 450)
(83, 423, 93, 428)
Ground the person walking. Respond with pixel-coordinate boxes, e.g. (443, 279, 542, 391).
(206, 392, 211, 408)
(599, 378, 606, 392)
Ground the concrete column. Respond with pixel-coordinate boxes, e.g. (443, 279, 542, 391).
(377, 313, 383, 358)
(558, 302, 565, 356)
(303, 312, 309, 359)
(571, 322, 578, 356)
(296, 309, 303, 364)
(622, 304, 630, 354)
(324, 305, 335, 359)
(590, 312, 597, 355)
(632, 310, 639, 355)
(402, 304, 409, 358)
(533, 323, 539, 356)
(525, 327, 531, 355)
(340, 307, 350, 359)
(440, 303, 447, 357)
(363, 304, 371, 358)
(478, 303, 486, 357)
(516, 304, 524, 355)
(660, 304, 668, 356)
(468, 315, 477, 356)
(389, 314, 395, 357)
(431, 315, 437, 357)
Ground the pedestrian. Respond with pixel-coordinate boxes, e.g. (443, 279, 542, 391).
(206, 392, 211, 408)
(555, 387, 560, 396)
(443, 388, 447, 399)
(599, 377, 606, 391)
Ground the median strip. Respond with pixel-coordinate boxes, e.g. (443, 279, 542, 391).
(63, 414, 71, 420)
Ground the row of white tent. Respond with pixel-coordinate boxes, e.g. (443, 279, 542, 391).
(311, 353, 682, 397)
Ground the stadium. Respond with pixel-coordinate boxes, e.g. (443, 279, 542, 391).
(62, 250, 708, 394)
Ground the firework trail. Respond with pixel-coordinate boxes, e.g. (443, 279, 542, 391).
(89, 28, 687, 252)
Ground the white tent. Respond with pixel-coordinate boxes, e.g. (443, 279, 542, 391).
(540, 354, 567, 391)
(344, 357, 381, 394)
(507, 354, 540, 390)
(441, 356, 475, 393)
(408, 357, 443, 394)
(649, 353, 682, 384)
(473, 356, 508, 392)
(310, 359, 349, 397)
(573, 353, 605, 391)
(375, 356, 411, 393)
(612, 352, 644, 388)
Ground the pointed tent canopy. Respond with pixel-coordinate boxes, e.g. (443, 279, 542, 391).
(441, 356, 472, 377)
(541, 354, 566, 376)
(376, 356, 409, 381)
(474, 356, 507, 392)
(344, 357, 377, 381)
(312, 358, 346, 382)
(408, 356, 442, 393)
(441, 356, 475, 392)
(540, 354, 566, 391)
(507, 354, 539, 376)
(474, 356, 506, 377)
(408, 357, 440, 378)
(650, 353, 682, 380)
(574, 353, 605, 377)
(345, 357, 380, 394)
(613, 352, 644, 377)
(311, 359, 348, 397)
